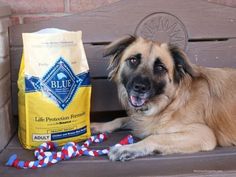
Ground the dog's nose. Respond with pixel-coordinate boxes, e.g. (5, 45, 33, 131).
(133, 79, 151, 93)
(133, 83, 148, 92)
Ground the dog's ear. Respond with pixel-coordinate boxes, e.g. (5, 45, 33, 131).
(104, 35, 136, 79)
(103, 35, 136, 57)
(168, 44, 199, 83)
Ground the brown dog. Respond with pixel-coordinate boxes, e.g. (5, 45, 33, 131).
(91, 36, 236, 161)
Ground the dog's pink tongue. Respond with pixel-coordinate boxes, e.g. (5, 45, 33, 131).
(130, 95, 146, 107)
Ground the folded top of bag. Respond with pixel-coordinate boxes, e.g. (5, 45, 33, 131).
(35, 28, 69, 34)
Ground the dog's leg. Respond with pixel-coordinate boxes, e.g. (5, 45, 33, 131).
(109, 123, 217, 161)
(91, 117, 130, 134)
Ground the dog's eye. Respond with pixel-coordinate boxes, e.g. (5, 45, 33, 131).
(130, 57, 138, 64)
(154, 64, 167, 74)
(127, 56, 140, 68)
(156, 65, 165, 71)
(154, 58, 167, 75)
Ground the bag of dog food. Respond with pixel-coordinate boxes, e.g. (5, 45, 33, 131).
(18, 28, 91, 149)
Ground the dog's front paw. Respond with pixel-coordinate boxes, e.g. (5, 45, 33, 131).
(108, 145, 138, 161)
(90, 122, 105, 134)
(90, 122, 114, 134)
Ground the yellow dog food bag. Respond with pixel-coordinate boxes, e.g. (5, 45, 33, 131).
(18, 28, 91, 149)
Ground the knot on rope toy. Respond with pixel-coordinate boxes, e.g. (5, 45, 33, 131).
(6, 133, 134, 169)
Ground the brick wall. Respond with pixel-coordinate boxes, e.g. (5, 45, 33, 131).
(1, 0, 235, 25)
(1, 0, 120, 25)
(0, 3, 14, 151)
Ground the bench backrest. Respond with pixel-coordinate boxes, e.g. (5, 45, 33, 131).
(9, 0, 236, 116)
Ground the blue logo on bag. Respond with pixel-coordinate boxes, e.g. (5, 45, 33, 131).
(24, 57, 91, 110)
(40, 57, 83, 110)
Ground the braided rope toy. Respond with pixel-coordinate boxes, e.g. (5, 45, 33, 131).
(6, 133, 134, 169)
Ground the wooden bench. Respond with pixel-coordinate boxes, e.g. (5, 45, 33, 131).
(1, 0, 236, 176)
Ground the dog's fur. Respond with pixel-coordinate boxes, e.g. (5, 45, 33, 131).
(91, 36, 236, 161)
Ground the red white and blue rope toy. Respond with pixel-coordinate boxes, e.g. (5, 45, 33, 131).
(6, 133, 134, 169)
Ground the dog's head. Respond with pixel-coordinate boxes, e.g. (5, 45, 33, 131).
(104, 36, 198, 114)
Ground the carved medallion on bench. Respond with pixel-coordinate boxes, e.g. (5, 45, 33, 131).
(135, 12, 188, 50)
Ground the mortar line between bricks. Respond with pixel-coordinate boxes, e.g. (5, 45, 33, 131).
(0, 31, 7, 35)
(0, 15, 11, 19)
(64, 0, 70, 13)
(13, 13, 73, 17)
(0, 55, 10, 61)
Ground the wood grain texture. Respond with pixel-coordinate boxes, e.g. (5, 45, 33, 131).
(10, 44, 109, 82)
(9, 0, 236, 46)
(11, 39, 236, 115)
(208, 0, 236, 7)
(4, 1, 236, 176)
(9, 0, 236, 116)
(187, 39, 236, 67)
(10, 39, 236, 82)
(11, 79, 122, 115)
(1, 132, 236, 177)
